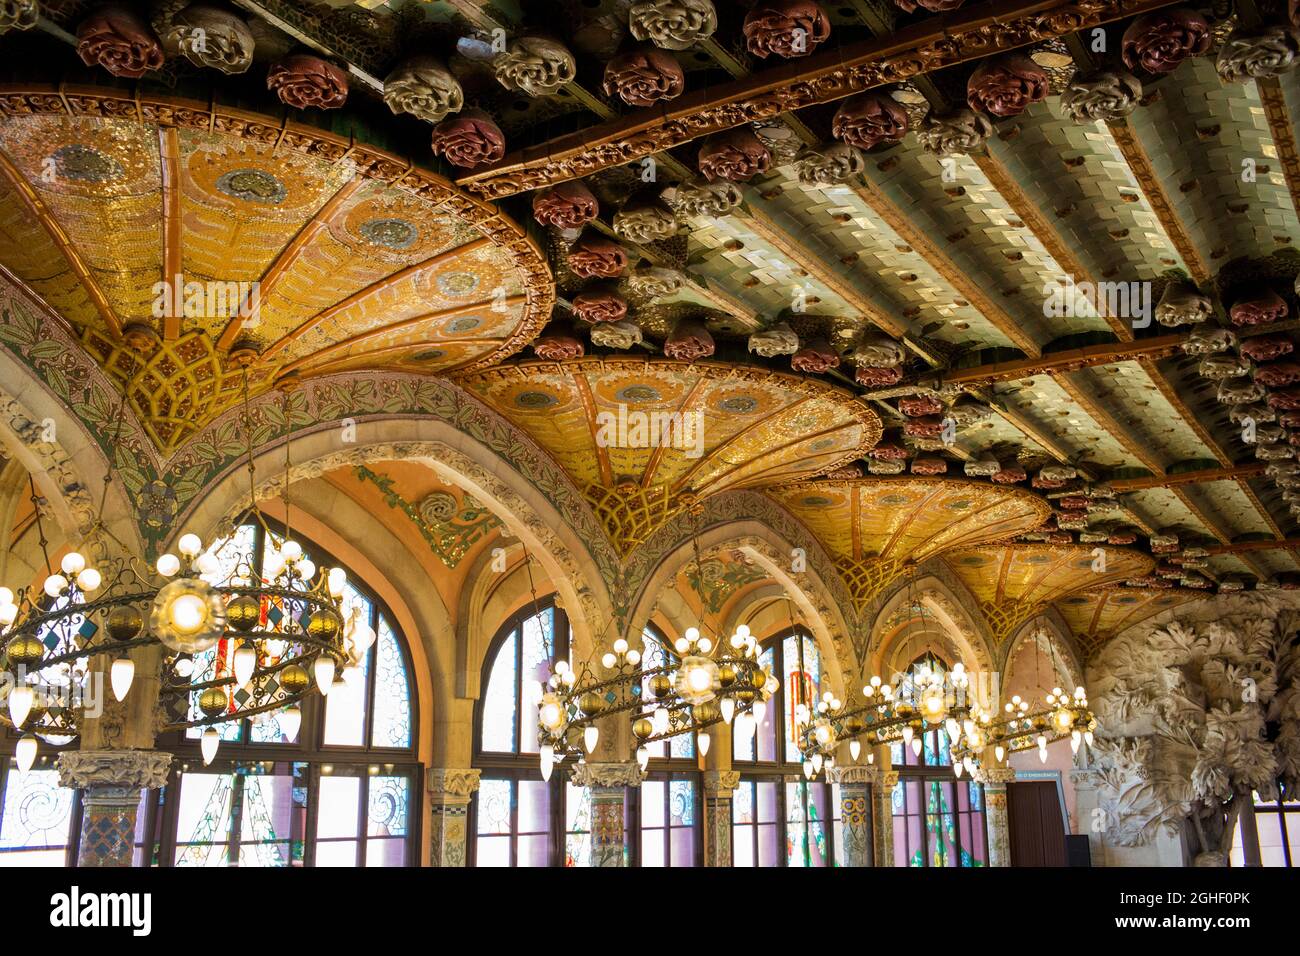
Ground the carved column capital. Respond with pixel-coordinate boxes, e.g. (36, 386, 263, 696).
(427, 768, 481, 800)
(972, 766, 1017, 787)
(56, 749, 172, 791)
(1070, 767, 1100, 790)
(702, 769, 741, 793)
(880, 770, 900, 789)
(827, 765, 878, 786)
(569, 761, 644, 789)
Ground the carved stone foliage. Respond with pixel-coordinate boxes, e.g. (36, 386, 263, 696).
(569, 761, 645, 788)
(427, 767, 481, 800)
(57, 749, 174, 790)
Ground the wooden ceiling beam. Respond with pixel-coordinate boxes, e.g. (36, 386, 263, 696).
(935, 334, 1185, 386)
(454, 0, 1187, 198)
(1110, 463, 1267, 491)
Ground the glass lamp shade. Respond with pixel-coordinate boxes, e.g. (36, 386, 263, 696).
(15, 734, 37, 773)
(200, 727, 221, 765)
(150, 578, 226, 654)
(674, 655, 719, 705)
(280, 705, 302, 742)
(110, 657, 135, 701)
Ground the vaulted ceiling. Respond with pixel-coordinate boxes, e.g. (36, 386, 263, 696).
(6, 0, 1300, 658)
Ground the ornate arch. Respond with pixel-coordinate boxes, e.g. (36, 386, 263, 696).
(1002, 607, 1086, 696)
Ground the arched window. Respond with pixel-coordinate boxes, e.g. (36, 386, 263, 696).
(731, 627, 837, 867)
(634, 624, 699, 867)
(473, 600, 600, 866)
(890, 653, 987, 868)
(143, 519, 419, 867)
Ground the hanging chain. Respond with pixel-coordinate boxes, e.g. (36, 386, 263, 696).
(28, 474, 51, 577)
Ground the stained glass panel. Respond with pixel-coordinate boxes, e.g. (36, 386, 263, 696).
(564, 783, 591, 867)
(481, 631, 518, 752)
(520, 609, 554, 755)
(174, 772, 235, 867)
(0, 766, 73, 866)
(371, 616, 412, 748)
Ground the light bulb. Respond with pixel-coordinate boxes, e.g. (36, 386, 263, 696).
(110, 656, 135, 701)
(281, 541, 303, 563)
(233, 642, 257, 687)
(720, 698, 735, 725)
(76, 567, 102, 592)
(684, 626, 699, 644)
(1084, 731, 1094, 746)
(173, 657, 194, 678)
(803, 759, 814, 780)
(177, 534, 202, 559)
(674, 638, 688, 654)
(995, 744, 1006, 763)
(735, 711, 755, 741)
(156, 554, 181, 577)
(910, 736, 922, 757)
(43, 574, 67, 598)
(954, 759, 964, 778)
(753, 699, 767, 725)
(602, 653, 616, 669)
(201, 727, 220, 765)
(698, 732, 710, 756)
(811, 753, 823, 774)
(167, 593, 207, 635)
(328, 567, 347, 598)
(539, 699, 563, 730)
(1070, 733, 1081, 754)
(653, 707, 670, 735)
(902, 725, 914, 745)
(8, 685, 33, 727)
(0, 603, 17, 626)
(15, 734, 37, 773)
(281, 705, 302, 742)
(626, 649, 640, 666)
(867, 752, 875, 764)
(1039, 747, 1048, 764)
(583, 726, 599, 753)
(314, 655, 336, 695)
(613, 638, 629, 654)
(687, 665, 712, 694)
(60, 552, 86, 576)
(540, 744, 555, 782)
(297, 560, 316, 583)
(636, 746, 649, 771)
(0, 587, 11, 605)
(849, 739, 861, 762)
(698, 637, 712, 653)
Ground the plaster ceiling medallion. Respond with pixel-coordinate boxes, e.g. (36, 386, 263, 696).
(455, 359, 879, 553)
(0, 95, 549, 453)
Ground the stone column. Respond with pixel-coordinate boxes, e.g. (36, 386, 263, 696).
(828, 765, 876, 866)
(702, 769, 740, 867)
(874, 769, 898, 866)
(1070, 766, 1105, 866)
(57, 750, 172, 867)
(973, 765, 1016, 867)
(427, 768, 480, 867)
(571, 761, 642, 867)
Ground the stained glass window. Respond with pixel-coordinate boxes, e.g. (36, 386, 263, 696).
(0, 761, 74, 866)
(639, 775, 698, 866)
(731, 778, 780, 867)
(639, 626, 695, 759)
(478, 603, 567, 756)
(891, 778, 986, 868)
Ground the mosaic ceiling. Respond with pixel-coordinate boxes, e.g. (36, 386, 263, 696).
(4, 0, 1300, 656)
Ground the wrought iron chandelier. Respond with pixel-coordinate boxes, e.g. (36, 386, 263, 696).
(0, 346, 356, 770)
(535, 513, 779, 778)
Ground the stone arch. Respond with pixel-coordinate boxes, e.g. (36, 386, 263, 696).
(0, 342, 142, 567)
(624, 504, 852, 694)
(866, 568, 998, 709)
(1002, 607, 1086, 699)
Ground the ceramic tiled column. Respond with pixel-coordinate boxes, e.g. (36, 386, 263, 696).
(702, 770, 739, 867)
(874, 769, 899, 866)
(571, 761, 642, 866)
(828, 765, 876, 866)
(57, 750, 172, 867)
(973, 766, 1016, 867)
(427, 768, 480, 867)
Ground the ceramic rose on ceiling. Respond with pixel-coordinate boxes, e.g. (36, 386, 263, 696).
(430, 109, 506, 168)
(1121, 8, 1212, 74)
(268, 53, 349, 109)
(494, 36, 577, 96)
(743, 0, 830, 58)
(383, 55, 464, 123)
(162, 4, 255, 74)
(832, 92, 911, 149)
(917, 108, 993, 157)
(628, 0, 717, 50)
(966, 53, 1049, 118)
(602, 47, 685, 107)
(698, 128, 772, 182)
(77, 5, 165, 78)
(532, 181, 600, 233)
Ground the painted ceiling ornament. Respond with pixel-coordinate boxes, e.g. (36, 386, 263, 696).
(1216, 26, 1300, 83)
(1270, 387, 1300, 410)
(966, 53, 1049, 118)
(429, 109, 506, 169)
(418, 491, 459, 525)
(898, 394, 943, 417)
(855, 364, 903, 386)
(612, 194, 679, 243)
(268, 53, 349, 109)
(916, 107, 993, 157)
(832, 92, 911, 149)
(870, 440, 910, 461)
(1229, 288, 1289, 327)
(1039, 464, 1077, 483)
(665, 178, 744, 217)
(947, 397, 992, 426)
(162, 3, 254, 75)
(76, 5, 166, 78)
(590, 320, 645, 350)
(795, 142, 866, 186)
(1154, 279, 1212, 326)
(602, 46, 685, 107)
(663, 319, 715, 361)
(571, 285, 629, 324)
(991, 462, 1027, 484)
(1240, 333, 1294, 362)
(964, 458, 1000, 477)
(531, 180, 599, 233)
(494, 36, 577, 96)
(1229, 401, 1274, 425)
(903, 415, 944, 438)
(624, 266, 683, 299)
(1060, 69, 1142, 123)
(1255, 359, 1300, 388)
(533, 321, 586, 361)
(1217, 375, 1265, 405)
(0, 0, 39, 34)
(567, 231, 629, 278)
(1183, 325, 1236, 355)
(911, 457, 948, 475)
(743, 0, 830, 59)
(868, 457, 906, 475)
(893, 0, 966, 11)
(1198, 354, 1250, 380)
(1120, 8, 1212, 75)
(382, 55, 464, 123)
(697, 127, 772, 182)
(628, 0, 717, 50)
(852, 332, 906, 368)
(747, 322, 800, 357)
(791, 338, 840, 373)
